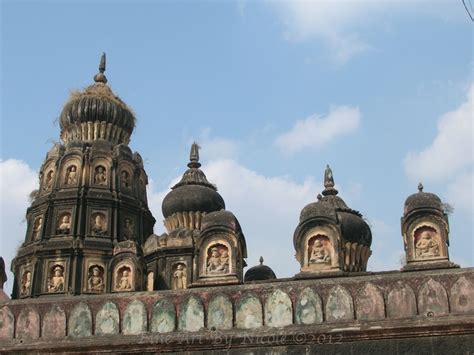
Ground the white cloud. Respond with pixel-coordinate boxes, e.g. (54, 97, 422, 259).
(197, 128, 240, 161)
(404, 85, 473, 183)
(446, 171, 474, 213)
(275, 105, 361, 154)
(0, 159, 38, 296)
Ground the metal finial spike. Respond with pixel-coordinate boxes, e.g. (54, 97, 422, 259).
(322, 164, 338, 196)
(418, 182, 424, 192)
(259, 256, 264, 265)
(94, 52, 108, 84)
(187, 142, 201, 168)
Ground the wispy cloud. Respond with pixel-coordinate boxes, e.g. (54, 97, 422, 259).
(275, 105, 361, 154)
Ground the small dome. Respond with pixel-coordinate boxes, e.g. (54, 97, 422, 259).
(162, 143, 225, 218)
(201, 210, 242, 234)
(404, 183, 442, 215)
(339, 210, 372, 246)
(244, 257, 276, 282)
(59, 54, 135, 145)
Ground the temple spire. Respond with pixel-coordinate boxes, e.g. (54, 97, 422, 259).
(259, 256, 264, 265)
(188, 142, 201, 169)
(93, 52, 108, 84)
(418, 182, 424, 192)
(322, 164, 338, 196)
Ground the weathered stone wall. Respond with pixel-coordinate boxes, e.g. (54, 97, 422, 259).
(0, 267, 473, 353)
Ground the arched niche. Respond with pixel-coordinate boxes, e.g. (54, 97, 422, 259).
(418, 279, 449, 317)
(386, 282, 417, 319)
(356, 283, 385, 321)
(68, 303, 92, 338)
(295, 287, 323, 325)
(123, 300, 147, 335)
(16, 307, 40, 340)
(265, 289, 293, 328)
(151, 299, 176, 333)
(178, 296, 204, 332)
(42, 305, 66, 339)
(0, 307, 14, 339)
(236, 293, 263, 329)
(96, 302, 120, 335)
(450, 276, 474, 314)
(325, 285, 354, 322)
(208, 294, 233, 330)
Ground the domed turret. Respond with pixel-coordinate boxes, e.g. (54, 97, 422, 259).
(293, 165, 372, 276)
(59, 53, 135, 145)
(162, 143, 225, 231)
(244, 257, 276, 282)
(404, 182, 443, 216)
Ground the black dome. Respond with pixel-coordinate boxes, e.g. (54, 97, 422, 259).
(404, 184, 442, 215)
(339, 210, 372, 246)
(244, 257, 276, 282)
(201, 210, 242, 234)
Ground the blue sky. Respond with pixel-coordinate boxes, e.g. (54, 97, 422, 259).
(1, 0, 472, 294)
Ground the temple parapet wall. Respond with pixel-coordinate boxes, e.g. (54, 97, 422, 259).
(1, 268, 473, 352)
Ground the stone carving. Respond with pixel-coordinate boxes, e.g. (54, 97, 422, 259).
(123, 300, 147, 335)
(178, 296, 204, 332)
(151, 299, 176, 333)
(172, 263, 187, 290)
(450, 276, 474, 314)
(57, 213, 71, 235)
(94, 165, 107, 185)
(91, 213, 107, 236)
(208, 295, 233, 330)
(16, 307, 40, 340)
(116, 266, 132, 291)
(20, 270, 32, 296)
(325, 285, 354, 322)
(414, 227, 440, 259)
(68, 303, 92, 338)
(43, 169, 54, 191)
(87, 265, 104, 292)
(356, 283, 385, 321)
(32, 216, 43, 240)
(309, 236, 331, 264)
(206, 244, 230, 275)
(42, 305, 66, 339)
(295, 287, 323, 325)
(147, 271, 154, 291)
(65, 165, 78, 185)
(123, 218, 135, 240)
(0, 306, 14, 339)
(121, 170, 131, 189)
(418, 278, 449, 317)
(95, 302, 120, 335)
(265, 289, 293, 328)
(386, 282, 417, 319)
(236, 294, 263, 329)
(47, 265, 65, 293)
(324, 164, 335, 188)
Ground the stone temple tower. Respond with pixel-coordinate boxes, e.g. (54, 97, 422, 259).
(11, 54, 155, 298)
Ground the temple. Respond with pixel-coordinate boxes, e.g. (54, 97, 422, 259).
(0, 55, 472, 354)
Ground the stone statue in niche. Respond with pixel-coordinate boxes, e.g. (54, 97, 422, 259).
(415, 228, 440, 258)
(309, 237, 331, 264)
(94, 165, 107, 186)
(206, 245, 230, 275)
(172, 264, 187, 290)
(123, 218, 135, 240)
(147, 272, 154, 291)
(324, 164, 335, 188)
(48, 265, 65, 293)
(43, 170, 54, 190)
(91, 213, 107, 236)
(32, 217, 43, 240)
(57, 214, 71, 235)
(121, 170, 131, 189)
(87, 266, 104, 292)
(20, 270, 32, 296)
(116, 267, 132, 291)
(65, 165, 78, 185)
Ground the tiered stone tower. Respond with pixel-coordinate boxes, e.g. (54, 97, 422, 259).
(11, 54, 155, 298)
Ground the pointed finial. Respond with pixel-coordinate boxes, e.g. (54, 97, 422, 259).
(418, 182, 424, 192)
(317, 194, 322, 201)
(322, 164, 338, 196)
(93, 52, 108, 84)
(259, 256, 264, 265)
(187, 142, 201, 168)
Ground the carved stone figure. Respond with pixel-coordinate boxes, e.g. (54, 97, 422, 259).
(91, 214, 106, 236)
(123, 218, 135, 240)
(94, 166, 107, 186)
(43, 170, 54, 190)
(121, 170, 130, 189)
(48, 266, 65, 293)
(65, 165, 78, 185)
(147, 272, 154, 291)
(57, 214, 71, 235)
(32, 217, 43, 240)
(87, 266, 104, 292)
(117, 268, 132, 291)
(172, 264, 187, 290)
(324, 164, 335, 188)
(415, 230, 440, 258)
(20, 271, 32, 296)
(309, 239, 331, 264)
(207, 246, 230, 275)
